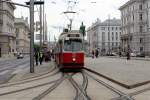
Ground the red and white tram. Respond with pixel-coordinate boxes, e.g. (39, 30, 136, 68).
(55, 30, 84, 71)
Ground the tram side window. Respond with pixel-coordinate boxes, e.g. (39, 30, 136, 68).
(59, 40, 63, 52)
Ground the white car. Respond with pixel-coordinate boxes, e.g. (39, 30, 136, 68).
(17, 53, 24, 59)
(130, 53, 136, 57)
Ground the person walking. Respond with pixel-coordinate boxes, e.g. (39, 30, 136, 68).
(95, 49, 99, 58)
(39, 51, 44, 65)
(35, 50, 39, 66)
(92, 49, 95, 58)
(127, 45, 130, 60)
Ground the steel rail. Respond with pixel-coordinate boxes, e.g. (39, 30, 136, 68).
(84, 71, 134, 100)
(0, 68, 59, 88)
(129, 86, 150, 96)
(32, 73, 75, 100)
(0, 76, 63, 96)
(32, 76, 65, 100)
(69, 75, 90, 100)
(74, 72, 89, 100)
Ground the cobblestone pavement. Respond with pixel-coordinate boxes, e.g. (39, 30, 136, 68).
(0, 57, 150, 99)
(85, 57, 150, 85)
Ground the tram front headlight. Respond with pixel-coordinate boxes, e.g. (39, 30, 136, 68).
(72, 58, 76, 62)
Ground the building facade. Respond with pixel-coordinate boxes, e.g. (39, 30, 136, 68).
(120, 0, 150, 56)
(14, 17, 30, 54)
(87, 18, 121, 55)
(0, 1, 16, 57)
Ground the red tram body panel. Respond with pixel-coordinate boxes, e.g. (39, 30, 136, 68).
(54, 30, 84, 70)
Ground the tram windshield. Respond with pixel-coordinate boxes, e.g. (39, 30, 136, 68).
(64, 39, 83, 52)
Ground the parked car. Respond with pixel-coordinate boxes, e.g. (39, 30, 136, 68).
(106, 52, 118, 56)
(130, 53, 136, 57)
(17, 53, 24, 59)
(136, 52, 145, 57)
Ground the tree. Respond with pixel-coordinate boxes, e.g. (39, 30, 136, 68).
(34, 44, 40, 52)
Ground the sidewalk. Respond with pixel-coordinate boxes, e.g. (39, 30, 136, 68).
(105, 56, 150, 61)
(0, 61, 61, 100)
(9, 61, 55, 83)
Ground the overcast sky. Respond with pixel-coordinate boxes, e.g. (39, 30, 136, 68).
(12, 0, 129, 40)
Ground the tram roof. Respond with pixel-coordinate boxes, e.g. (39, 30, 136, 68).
(58, 30, 83, 41)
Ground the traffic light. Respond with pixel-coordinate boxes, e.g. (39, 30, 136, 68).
(79, 22, 86, 37)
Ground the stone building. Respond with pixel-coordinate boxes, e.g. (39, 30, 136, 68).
(0, 1, 16, 57)
(14, 17, 30, 54)
(119, 0, 150, 56)
(87, 18, 121, 55)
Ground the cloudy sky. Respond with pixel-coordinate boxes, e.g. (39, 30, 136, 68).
(12, 0, 129, 40)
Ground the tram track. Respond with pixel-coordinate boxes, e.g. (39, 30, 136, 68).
(0, 77, 62, 96)
(69, 72, 91, 100)
(84, 67, 150, 99)
(83, 70, 134, 100)
(32, 73, 76, 100)
(0, 67, 59, 88)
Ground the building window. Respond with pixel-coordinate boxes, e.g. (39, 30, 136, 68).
(116, 27, 118, 30)
(112, 32, 114, 41)
(108, 27, 110, 31)
(116, 42, 118, 46)
(101, 27, 105, 30)
(102, 32, 105, 42)
(140, 38, 143, 43)
(139, 4, 142, 10)
(16, 41, 19, 45)
(112, 27, 114, 30)
(108, 32, 110, 41)
(140, 47, 143, 52)
(140, 14, 143, 20)
(112, 43, 114, 47)
(116, 32, 118, 40)
(140, 26, 143, 32)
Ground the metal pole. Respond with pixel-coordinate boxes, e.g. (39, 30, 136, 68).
(43, 1, 45, 41)
(40, 0, 42, 49)
(30, 0, 34, 73)
(108, 15, 110, 54)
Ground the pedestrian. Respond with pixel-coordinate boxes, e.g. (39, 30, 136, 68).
(35, 50, 39, 66)
(92, 49, 95, 58)
(39, 51, 44, 65)
(127, 51, 130, 60)
(119, 51, 121, 57)
(95, 49, 99, 58)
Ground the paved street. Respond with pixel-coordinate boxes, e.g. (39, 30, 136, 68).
(0, 56, 30, 84)
(0, 57, 149, 99)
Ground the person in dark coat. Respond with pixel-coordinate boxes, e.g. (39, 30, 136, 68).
(39, 51, 44, 65)
(92, 50, 95, 58)
(127, 45, 130, 60)
(35, 51, 39, 66)
(95, 49, 99, 58)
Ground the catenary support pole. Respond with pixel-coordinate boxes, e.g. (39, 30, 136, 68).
(30, 0, 34, 73)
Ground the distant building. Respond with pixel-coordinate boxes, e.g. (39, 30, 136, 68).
(14, 17, 30, 54)
(119, 0, 150, 55)
(0, 1, 16, 57)
(87, 18, 121, 55)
